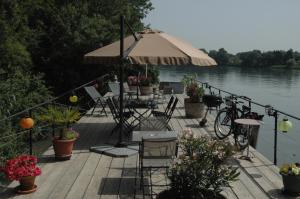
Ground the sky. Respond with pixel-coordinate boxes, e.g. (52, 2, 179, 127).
(143, 0, 300, 54)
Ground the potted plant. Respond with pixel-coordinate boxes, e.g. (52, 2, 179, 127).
(139, 75, 153, 95)
(37, 106, 80, 160)
(1, 155, 41, 194)
(157, 129, 239, 199)
(280, 163, 300, 194)
(127, 75, 139, 91)
(181, 74, 205, 118)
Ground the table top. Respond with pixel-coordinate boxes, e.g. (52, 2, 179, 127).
(132, 131, 177, 142)
(234, 118, 263, 126)
(125, 99, 158, 109)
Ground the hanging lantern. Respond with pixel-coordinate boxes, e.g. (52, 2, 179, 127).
(278, 118, 292, 133)
(20, 117, 34, 129)
(69, 95, 78, 103)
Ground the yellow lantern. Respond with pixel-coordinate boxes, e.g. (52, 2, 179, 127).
(278, 118, 292, 133)
(69, 95, 78, 103)
(20, 117, 34, 129)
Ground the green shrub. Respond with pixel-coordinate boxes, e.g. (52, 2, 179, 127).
(168, 129, 239, 199)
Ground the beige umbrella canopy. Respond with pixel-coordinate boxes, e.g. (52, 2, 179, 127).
(84, 29, 217, 66)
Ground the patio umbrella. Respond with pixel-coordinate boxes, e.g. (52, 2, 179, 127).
(84, 29, 217, 66)
(84, 16, 216, 157)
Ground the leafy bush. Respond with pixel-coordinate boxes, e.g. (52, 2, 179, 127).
(168, 129, 239, 199)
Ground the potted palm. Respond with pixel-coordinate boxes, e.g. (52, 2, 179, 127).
(280, 163, 300, 194)
(37, 106, 80, 160)
(182, 74, 205, 118)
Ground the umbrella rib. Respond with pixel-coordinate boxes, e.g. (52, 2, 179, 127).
(123, 34, 142, 59)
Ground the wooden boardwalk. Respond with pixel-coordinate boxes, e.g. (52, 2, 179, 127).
(1, 94, 298, 199)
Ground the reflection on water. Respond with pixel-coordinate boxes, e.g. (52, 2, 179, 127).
(160, 66, 300, 165)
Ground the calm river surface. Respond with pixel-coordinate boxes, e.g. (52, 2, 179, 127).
(159, 66, 300, 165)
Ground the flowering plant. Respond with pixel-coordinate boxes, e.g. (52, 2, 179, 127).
(280, 163, 300, 175)
(127, 75, 152, 86)
(181, 74, 204, 103)
(168, 129, 239, 198)
(1, 155, 41, 181)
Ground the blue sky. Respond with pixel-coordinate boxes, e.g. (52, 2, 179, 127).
(143, 0, 300, 54)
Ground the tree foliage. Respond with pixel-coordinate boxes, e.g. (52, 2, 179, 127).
(208, 48, 300, 68)
(0, 0, 152, 166)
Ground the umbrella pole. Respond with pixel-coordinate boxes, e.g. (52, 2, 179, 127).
(117, 15, 125, 147)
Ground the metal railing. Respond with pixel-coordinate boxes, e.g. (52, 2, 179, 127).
(0, 74, 110, 163)
(198, 81, 300, 165)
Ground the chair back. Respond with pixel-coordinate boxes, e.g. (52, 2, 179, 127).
(167, 97, 178, 119)
(141, 138, 177, 159)
(108, 82, 120, 96)
(123, 82, 130, 93)
(106, 98, 119, 121)
(165, 96, 175, 114)
(84, 86, 102, 102)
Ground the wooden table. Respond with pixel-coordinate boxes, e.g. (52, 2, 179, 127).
(132, 130, 177, 142)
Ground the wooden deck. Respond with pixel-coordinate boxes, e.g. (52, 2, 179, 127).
(1, 94, 299, 199)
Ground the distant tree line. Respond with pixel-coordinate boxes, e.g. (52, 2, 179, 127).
(203, 48, 300, 68)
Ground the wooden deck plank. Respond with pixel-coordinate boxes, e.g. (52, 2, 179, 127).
(100, 158, 125, 199)
(64, 153, 100, 199)
(83, 155, 113, 199)
(118, 155, 138, 199)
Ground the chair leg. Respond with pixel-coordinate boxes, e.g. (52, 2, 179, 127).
(100, 101, 108, 116)
(149, 167, 153, 199)
(91, 104, 97, 115)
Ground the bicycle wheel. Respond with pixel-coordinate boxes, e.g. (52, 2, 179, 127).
(214, 109, 232, 139)
(234, 125, 249, 150)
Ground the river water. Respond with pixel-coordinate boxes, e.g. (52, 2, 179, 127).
(159, 65, 300, 166)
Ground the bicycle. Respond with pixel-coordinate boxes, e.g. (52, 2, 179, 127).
(214, 95, 263, 150)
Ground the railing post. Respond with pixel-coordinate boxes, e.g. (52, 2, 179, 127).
(51, 102, 55, 137)
(29, 110, 33, 155)
(274, 111, 278, 165)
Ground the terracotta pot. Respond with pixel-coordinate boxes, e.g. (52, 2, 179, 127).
(282, 174, 300, 193)
(184, 98, 205, 118)
(140, 86, 153, 95)
(53, 137, 76, 160)
(19, 176, 36, 191)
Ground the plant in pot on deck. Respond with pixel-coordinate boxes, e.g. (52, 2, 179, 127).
(37, 106, 80, 160)
(182, 74, 205, 118)
(157, 129, 239, 199)
(280, 163, 300, 194)
(139, 75, 153, 95)
(1, 155, 41, 194)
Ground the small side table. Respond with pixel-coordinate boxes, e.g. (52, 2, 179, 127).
(234, 119, 262, 161)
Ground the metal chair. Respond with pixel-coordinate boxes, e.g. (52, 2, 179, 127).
(139, 137, 178, 198)
(106, 98, 136, 136)
(151, 97, 178, 130)
(107, 97, 139, 136)
(108, 82, 135, 99)
(84, 86, 107, 116)
(108, 82, 120, 96)
(151, 95, 174, 117)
